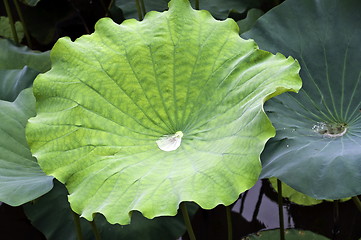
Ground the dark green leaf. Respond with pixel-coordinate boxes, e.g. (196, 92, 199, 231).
(0, 39, 50, 72)
(243, 0, 361, 199)
(0, 66, 39, 101)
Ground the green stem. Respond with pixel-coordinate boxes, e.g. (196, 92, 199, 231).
(139, 0, 146, 17)
(134, 0, 143, 20)
(4, 0, 19, 44)
(195, 0, 199, 10)
(13, 0, 32, 48)
(90, 220, 102, 240)
(332, 200, 340, 239)
(226, 206, 233, 240)
(352, 196, 361, 213)
(99, 0, 108, 16)
(106, 0, 115, 17)
(72, 211, 84, 240)
(180, 202, 196, 240)
(277, 179, 285, 240)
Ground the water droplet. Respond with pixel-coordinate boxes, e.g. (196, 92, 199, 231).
(312, 122, 347, 137)
(156, 131, 183, 152)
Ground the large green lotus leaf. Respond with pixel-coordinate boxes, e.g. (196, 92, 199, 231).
(26, 0, 301, 224)
(24, 180, 198, 240)
(0, 88, 53, 206)
(0, 16, 24, 42)
(243, 0, 361, 199)
(242, 229, 329, 240)
(114, 0, 262, 20)
(0, 39, 51, 72)
(0, 67, 39, 101)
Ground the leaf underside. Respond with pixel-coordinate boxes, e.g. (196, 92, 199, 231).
(27, 0, 301, 224)
(0, 88, 53, 206)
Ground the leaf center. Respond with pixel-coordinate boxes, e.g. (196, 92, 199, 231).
(156, 131, 184, 152)
(312, 122, 347, 137)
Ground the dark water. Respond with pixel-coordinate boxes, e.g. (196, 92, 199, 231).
(182, 179, 361, 240)
(1, 179, 361, 240)
(0, 202, 45, 240)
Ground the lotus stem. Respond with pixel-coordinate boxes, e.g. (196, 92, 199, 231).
(226, 205, 233, 240)
(134, 0, 143, 20)
(99, 0, 108, 16)
(180, 202, 197, 240)
(90, 220, 102, 240)
(67, 0, 90, 34)
(352, 196, 361, 213)
(139, 0, 146, 17)
(332, 200, 340, 239)
(252, 184, 264, 221)
(106, 0, 115, 17)
(4, 0, 19, 44)
(277, 179, 285, 240)
(239, 191, 248, 214)
(72, 211, 84, 240)
(13, 0, 32, 48)
(195, 0, 200, 10)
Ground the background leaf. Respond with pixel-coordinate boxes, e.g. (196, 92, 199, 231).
(268, 178, 322, 206)
(0, 39, 50, 72)
(242, 229, 329, 240)
(19, 0, 41, 7)
(0, 88, 53, 206)
(113, 0, 263, 20)
(237, 9, 263, 34)
(0, 16, 24, 42)
(27, 0, 301, 224)
(243, 0, 361, 199)
(24, 180, 197, 240)
(0, 67, 39, 101)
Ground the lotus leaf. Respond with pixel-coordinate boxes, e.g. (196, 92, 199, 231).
(114, 0, 262, 20)
(243, 0, 361, 199)
(26, 0, 301, 224)
(0, 39, 50, 72)
(25, 180, 196, 240)
(0, 16, 24, 42)
(242, 229, 329, 240)
(0, 88, 53, 205)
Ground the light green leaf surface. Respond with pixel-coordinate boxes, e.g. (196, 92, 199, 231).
(242, 229, 329, 240)
(0, 16, 24, 42)
(0, 39, 51, 72)
(0, 88, 53, 206)
(27, 0, 301, 224)
(114, 0, 261, 20)
(243, 0, 361, 199)
(25, 180, 197, 240)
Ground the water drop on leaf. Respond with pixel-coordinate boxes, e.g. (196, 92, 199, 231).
(156, 131, 184, 152)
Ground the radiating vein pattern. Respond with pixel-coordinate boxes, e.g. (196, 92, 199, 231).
(244, 0, 361, 199)
(26, 0, 301, 224)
